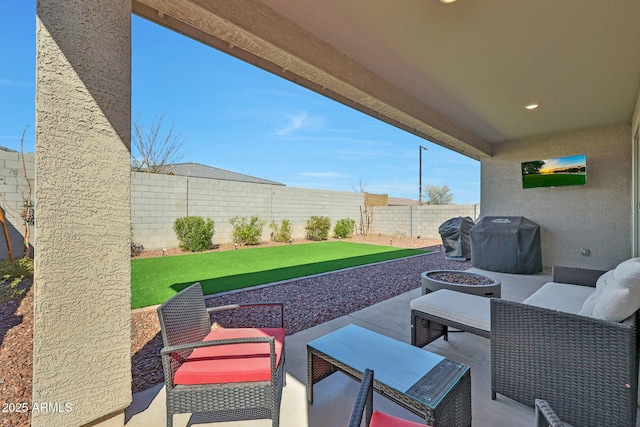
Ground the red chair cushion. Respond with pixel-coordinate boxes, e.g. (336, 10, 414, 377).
(371, 410, 429, 427)
(173, 327, 284, 385)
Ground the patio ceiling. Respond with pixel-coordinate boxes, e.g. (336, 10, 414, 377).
(132, 0, 640, 159)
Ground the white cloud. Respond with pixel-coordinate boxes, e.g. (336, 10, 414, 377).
(275, 111, 323, 136)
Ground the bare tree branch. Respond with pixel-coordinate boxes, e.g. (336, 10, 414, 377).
(352, 179, 367, 193)
(131, 115, 184, 173)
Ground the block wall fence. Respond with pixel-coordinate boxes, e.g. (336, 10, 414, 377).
(372, 204, 480, 239)
(0, 150, 480, 257)
(130, 171, 480, 250)
(130, 172, 365, 249)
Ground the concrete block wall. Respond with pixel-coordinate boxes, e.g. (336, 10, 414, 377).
(0, 149, 34, 259)
(2, 159, 482, 254)
(373, 204, 480, 239)
(131, 172, 366, 249)
(130, 172, 188, 249)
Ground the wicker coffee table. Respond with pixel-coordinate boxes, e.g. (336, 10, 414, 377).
(307, 324, 471, 427)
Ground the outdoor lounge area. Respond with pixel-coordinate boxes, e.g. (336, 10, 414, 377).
(23, 2, 640, 426)
(124, 267, 624, 426)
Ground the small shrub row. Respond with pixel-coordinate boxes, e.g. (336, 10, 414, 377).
(305, 216, 356, 241)
(171, 215, 357, 249)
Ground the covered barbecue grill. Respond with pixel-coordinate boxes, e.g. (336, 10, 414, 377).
(470, 216, 542, 274)
(438, 216, 474, 260)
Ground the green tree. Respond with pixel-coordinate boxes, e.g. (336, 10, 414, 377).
(423, 184, 454, 205)
(522, 160, 545, 175)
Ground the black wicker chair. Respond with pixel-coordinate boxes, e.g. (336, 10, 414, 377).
(491, 266, 640, 427)
(157, 282, 285, 427)
(535, 399, 565, 427)
(348, 369, 426, 427)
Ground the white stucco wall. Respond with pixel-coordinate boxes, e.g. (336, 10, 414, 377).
(481, 123, 632, 270)
(34, 1, 131, 426)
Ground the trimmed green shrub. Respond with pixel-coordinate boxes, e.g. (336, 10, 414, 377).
(230, 215, 266, 246)
(270, 219, 292, 243)
(305, 216, 331, 241)
(333, 218, 356, 239)
(173, 216, 215, 252)
(0, 257, 33, 302)
(131, 226, 144, 257)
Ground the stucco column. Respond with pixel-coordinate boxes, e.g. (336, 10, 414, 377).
(34, 1, 132, 426)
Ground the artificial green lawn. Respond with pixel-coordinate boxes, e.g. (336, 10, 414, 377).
(131, 241, 426, 309)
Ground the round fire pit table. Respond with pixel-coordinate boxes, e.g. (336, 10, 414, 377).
(421, 270, 501, 298)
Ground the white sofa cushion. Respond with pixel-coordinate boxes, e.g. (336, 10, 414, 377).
(410, 289, 490, 332)
(579, 258, 640, 321)
(523, 282, 595, 314)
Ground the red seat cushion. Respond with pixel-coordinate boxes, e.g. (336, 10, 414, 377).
(173, 327, 284, 385)
(371, 410, 429, 427)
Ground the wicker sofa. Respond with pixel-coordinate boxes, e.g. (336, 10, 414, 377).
(411, 260, 640, 427)
(491, 263, 640, 427)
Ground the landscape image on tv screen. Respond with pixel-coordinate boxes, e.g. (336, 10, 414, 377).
(521, 154, 586, 189)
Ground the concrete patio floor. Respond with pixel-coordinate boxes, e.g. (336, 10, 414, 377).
(123, 267, 612, 426)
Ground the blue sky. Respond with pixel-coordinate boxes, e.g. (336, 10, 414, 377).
(1, 2, 480, 204)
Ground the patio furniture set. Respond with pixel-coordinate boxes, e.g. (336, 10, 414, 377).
(411, 258, 640, 427)
(155, 256, 640, 427)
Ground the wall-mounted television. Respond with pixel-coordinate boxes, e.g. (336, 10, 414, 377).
(521, 154, 586, 189)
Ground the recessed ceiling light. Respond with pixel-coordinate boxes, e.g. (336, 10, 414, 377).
(524, 103, 539, 110)
(440, 0, 457, 3)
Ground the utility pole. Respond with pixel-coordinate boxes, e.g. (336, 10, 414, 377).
(419, 145, 427, 203)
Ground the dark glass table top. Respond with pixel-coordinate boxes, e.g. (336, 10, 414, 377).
(308, 324, 469, 408)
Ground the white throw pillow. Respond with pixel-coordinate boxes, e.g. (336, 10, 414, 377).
(613, 258, 640, 280)
(590, 259, 640, 321)
(580, 269, 615, 315)
(578, 291, 599, 317)
(595, 269, 615, 291)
